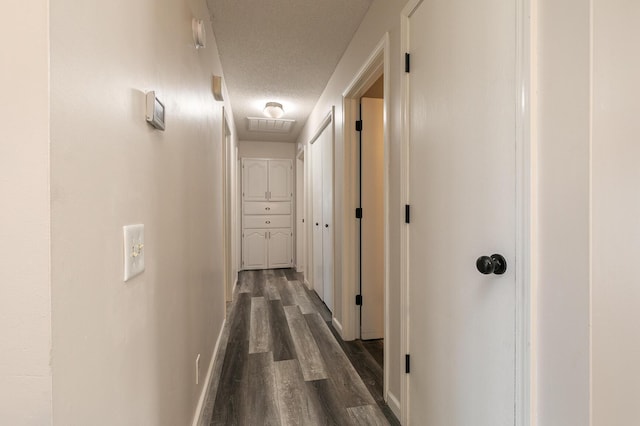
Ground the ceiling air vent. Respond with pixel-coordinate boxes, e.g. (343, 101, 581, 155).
(247, 117, 296, 133)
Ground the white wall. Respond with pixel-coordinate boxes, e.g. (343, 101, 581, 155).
(592, 1, 640, 424)
(0, 1, 52, 424)
(49, 0, 235, 424)
(238, 140, 297, 159)
(297, 0, 408, 408)
(535, 0, 591, 424)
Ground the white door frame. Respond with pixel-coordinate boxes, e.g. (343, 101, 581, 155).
(399, 1, 534, 425)
(341, 34, 391, 399)
(296, 150, 305, 273)
(222, 107, 234, 303)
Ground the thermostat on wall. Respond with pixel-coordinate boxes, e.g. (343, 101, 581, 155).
(146, 91, 165, 130)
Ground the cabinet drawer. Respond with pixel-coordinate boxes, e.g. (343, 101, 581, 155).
(244, 201, 291, 215)
(244, 215, 291, 229)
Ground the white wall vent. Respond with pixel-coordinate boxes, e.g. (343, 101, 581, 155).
(247, 117, 296, 133)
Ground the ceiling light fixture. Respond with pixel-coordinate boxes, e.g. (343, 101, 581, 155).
(263, 102, 285, 119)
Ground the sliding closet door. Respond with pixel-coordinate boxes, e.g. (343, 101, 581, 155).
(321, 127, 334, 312)
(311, 138, 324, 300)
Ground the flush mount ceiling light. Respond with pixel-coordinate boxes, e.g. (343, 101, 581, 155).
(263, 102, 284, 119)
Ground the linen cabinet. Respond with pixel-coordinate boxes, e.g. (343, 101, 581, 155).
(241, 158, 293, 270)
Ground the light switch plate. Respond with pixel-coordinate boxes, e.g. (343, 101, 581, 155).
(123, 224, 145, 282)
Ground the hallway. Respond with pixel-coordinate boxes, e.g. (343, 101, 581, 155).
(200, 269, 397, 425)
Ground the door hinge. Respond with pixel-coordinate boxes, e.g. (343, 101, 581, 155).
(405, 204, 411, 224)
(405, 354, 411, 373)
(355, 120, 363, 132)
(405, 53, 411, 73)
(355, 207, 363, 219)
(355, 294, 363, 305)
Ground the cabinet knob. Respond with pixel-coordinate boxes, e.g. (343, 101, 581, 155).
(266, 220, 271, 224)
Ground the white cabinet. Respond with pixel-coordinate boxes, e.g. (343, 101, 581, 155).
(242, 229, 269, 269)
(241, 229, 292, 269)
(268, 229, 292, 268)
(242, 159, 292, 201)
(241, 158, 293, 270)
(268, 160, 293, 201)
(242, 159, 269, 201)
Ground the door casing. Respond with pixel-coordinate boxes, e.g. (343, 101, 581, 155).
(341, 34, 392, 407)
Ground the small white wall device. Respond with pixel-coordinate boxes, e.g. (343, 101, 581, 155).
(146, 91, 165, 130)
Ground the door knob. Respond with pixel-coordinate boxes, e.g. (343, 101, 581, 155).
(325, 224, 329, 228)
(476, 254, 507, 275)
(316, 222, 319, 226)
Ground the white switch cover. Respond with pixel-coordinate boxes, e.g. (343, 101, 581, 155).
(123, 224, 145, 282)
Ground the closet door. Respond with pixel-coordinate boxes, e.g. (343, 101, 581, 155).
(321, 126, 334, 312)
(242, 159, 268, 201)
(311, 139, 324, 300)
(242, 229, 268, 269)
(268, 229, 292, 268)
(268, 159, 292, 201)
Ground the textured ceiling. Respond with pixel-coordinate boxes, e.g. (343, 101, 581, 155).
(207, 0, 373, 142)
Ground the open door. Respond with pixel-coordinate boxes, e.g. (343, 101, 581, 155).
(406, 0, 517, 423)
(360, 97, 384, 340)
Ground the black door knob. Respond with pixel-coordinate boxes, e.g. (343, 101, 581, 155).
(316, 222, 319, 226)
(325, 224, 329, 228)
(476, 254, 507, 275)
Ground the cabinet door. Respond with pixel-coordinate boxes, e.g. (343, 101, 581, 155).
(268, 160, 292, 201)
(268, 228, 292, 268)
(242, 229, 268, 269)
(243, 159, 269, 201)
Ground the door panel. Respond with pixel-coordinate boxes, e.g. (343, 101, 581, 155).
(269, 159, 292, 201)
(311, 139, 324, 300)
(360, 97, 384, 340)
(321, 126, 334, 312)
(242, 159, 268, 201)
(242, 229, 268, 270)
(268, 229, 292, 268)
(408, 0, 516, 424)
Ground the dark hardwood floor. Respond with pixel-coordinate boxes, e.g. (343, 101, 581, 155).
(200, 269, 399, 425)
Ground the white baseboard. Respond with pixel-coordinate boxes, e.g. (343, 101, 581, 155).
(331, 316, 344, 338)
(296, 265, 305, 273)
(387, 391, 401, 420)
(191, 318, 226, 426)
(303, 279, 311, 290)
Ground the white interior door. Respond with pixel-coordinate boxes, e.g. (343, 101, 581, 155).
(407, 0, 516, 424)
(360, 97, 384, 340)
(311, 139, 324, 300)
(321, 124, 334, 312)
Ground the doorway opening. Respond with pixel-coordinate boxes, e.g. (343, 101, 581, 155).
(342, 34, 392, 411)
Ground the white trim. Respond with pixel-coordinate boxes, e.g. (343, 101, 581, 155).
(387, 391, 402, 420)
(309, 110, 334, 146)
(331, 316, 344, 337)
(399, 3, 415, 424)
(515, 0, 534, 425)
(191, 318, 227, 426)
(399, 0, 533, 424)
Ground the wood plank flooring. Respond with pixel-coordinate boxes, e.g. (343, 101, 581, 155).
(201, 269, 398, 426)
